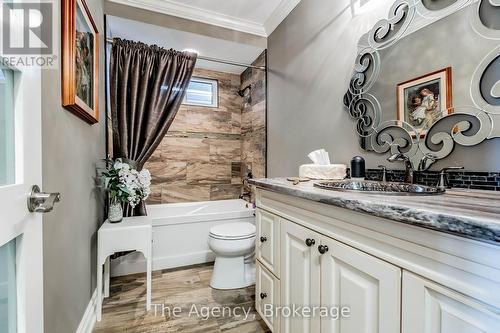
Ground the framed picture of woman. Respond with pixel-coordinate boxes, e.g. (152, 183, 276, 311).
(397, 67, 453, 136)
(62, 0, 99, 124)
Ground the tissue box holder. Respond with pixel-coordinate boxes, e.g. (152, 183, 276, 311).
(299, 164, 347, 180)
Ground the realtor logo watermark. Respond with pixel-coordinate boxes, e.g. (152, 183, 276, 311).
(150, 303, 352, 321)
(1, 0, 57, 68)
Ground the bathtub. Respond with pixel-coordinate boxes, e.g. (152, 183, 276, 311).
(110, 199, 255, 277)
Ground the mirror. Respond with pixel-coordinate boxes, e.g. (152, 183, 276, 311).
(344, 0, 500, 170)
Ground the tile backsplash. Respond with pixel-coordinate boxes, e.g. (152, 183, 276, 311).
(364, 169, 500, 191)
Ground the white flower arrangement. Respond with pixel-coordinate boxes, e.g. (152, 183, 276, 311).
(102, 158, 152, 208)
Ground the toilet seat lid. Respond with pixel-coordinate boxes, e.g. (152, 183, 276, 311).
(209, 222, 256, 239)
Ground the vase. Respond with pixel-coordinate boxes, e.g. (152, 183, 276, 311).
(108, 200, 123, 223)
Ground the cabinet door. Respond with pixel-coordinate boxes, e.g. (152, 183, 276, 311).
(256, 209, 281, 277)
(320, 237, 401, 333)
(402, 271, 500, 333)
(256, 261, 281, 332)
(281, 221, 321, 333)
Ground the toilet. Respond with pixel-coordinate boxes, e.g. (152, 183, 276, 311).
(208, 222, 256, 289)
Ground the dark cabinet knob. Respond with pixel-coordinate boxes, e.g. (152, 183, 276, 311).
(305, 238, 315, 247)
(260, 236, 267, 243)
(318, 245, 329, 254)
(260, 292, 267, 300)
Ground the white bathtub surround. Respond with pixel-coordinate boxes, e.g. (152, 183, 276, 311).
(110, 199, 255, 277)
(208, 222, 256, 289)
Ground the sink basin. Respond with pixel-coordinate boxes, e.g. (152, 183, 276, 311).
(314, 180, 445, 195)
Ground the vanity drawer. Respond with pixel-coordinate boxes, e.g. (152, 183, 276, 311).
(256, 209, 281, 277)
(256, 261, 280, 333)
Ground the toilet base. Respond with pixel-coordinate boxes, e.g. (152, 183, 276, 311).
(210, 256, 255, 290)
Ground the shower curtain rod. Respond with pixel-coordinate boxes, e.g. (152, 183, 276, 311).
(106, 38, 265, 70)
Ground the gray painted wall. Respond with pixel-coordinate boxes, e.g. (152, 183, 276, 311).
(267, 0, 500, 176)
(41, 0, 106, 332)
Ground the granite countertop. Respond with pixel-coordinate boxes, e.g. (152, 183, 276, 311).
(249, 178, 500, 245)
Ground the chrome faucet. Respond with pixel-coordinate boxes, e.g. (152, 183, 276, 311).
(418, 154, 437, 172)
(387, 153, 439, 184)
(378, 165, 388, 182)
(437, 166, 464, 191)
(387, 153, 414, 183)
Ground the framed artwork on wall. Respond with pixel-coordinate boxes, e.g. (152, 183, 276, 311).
(62, 0, 99, 124)
(397, 67, 453, 136)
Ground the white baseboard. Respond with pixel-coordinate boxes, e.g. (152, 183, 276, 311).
(111, 250, 215, 277)
(76, 289, 97, 333)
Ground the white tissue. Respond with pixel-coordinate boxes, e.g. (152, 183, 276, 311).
(308, 149, 331, 165)
(320, 149, 330, 165)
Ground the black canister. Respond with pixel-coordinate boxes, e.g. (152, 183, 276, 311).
(350, 156, 366, 179)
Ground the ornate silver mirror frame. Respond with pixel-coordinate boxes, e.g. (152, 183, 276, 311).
(344, 0, 500, 169)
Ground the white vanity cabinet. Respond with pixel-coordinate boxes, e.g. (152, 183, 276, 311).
(319, 235, 401, 333)
(280, 218, 401, 333)
(256, 209, 281, 277)
(256, 262, 281, 332)
(256, 209, 282, 332)
(257, 209, 401, 333)
(281, 220, 321, 333)
(402, 272, 500, 333)
(254, 188, 500, 333)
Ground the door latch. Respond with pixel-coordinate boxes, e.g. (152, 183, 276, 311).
(27, 185, 61, 213)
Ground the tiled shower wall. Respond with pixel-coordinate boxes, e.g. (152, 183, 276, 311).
(241, 51, 267, 179)
(145, 54, 266, 204)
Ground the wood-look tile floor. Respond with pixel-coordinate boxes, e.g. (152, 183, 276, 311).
(93, 263, 270, 333)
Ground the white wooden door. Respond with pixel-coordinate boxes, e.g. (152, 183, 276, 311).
(281, 221, 320, 333)
(0, 62, 44, 332)
(320, 236, 401, 333)
(402, 271, 500, 333)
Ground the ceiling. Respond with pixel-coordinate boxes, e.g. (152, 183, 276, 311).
(107, 16, 266, 74)
(107, 0, 302, 36)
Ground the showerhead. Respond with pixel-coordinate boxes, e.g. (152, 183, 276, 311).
(238, 85, 252, 97)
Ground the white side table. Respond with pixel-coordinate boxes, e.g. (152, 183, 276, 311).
(96, 216, 152, 321)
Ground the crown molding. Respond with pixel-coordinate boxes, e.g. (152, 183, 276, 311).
(107, 0, 266, 36)
(108, 0, 301, 37)
(264, 0, 301, 35)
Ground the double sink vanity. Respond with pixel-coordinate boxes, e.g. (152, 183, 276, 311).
(251, 177, 500, 333)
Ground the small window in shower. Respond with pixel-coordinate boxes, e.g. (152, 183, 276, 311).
(183, 77, 218, 108)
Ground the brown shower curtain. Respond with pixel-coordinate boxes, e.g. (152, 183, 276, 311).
(109, 38, 197, 216)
